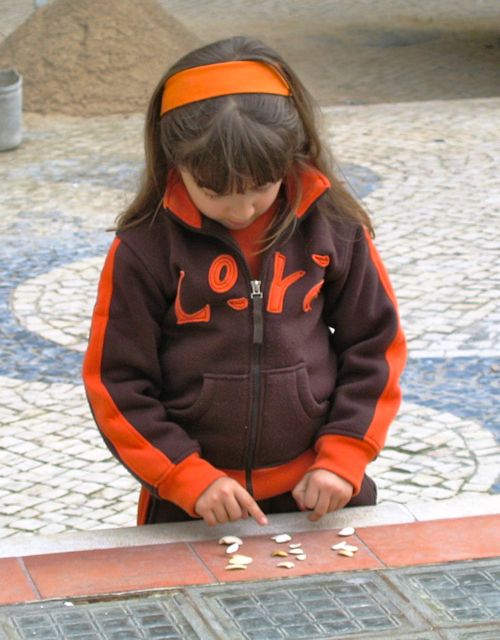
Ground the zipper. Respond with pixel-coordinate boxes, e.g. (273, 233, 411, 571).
(169, 223, 271, 496)
(246, 279, 264, 495)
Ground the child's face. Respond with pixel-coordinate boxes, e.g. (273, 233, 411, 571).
(180, 169, 282, 230)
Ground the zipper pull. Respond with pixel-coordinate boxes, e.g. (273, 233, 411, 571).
(250, 280, 264, 344)
(250, 280, 263, 299)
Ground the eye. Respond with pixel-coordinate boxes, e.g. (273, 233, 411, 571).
(203, 190, 222, 200)
(254, 182, 276, 193)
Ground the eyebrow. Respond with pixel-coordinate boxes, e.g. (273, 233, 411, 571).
(196, 179, 224, 193)
(198, 180, 272, 194)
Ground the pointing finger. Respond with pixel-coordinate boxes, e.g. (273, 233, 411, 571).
(237, 489, 268, 526)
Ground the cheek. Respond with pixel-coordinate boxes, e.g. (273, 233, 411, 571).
(261, 188, 280, 209)
(200, 200, 226, 219)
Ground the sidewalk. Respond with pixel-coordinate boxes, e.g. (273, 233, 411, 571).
(0, 501, 499, 638)
(0, 1, 499, 636)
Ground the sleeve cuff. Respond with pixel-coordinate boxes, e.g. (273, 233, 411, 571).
(308, 434, 377, 495)
(157, 453, 227, 516)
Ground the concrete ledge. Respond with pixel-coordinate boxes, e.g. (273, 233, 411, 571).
(404, 493, 500, 521)
(0, 502, 413, 559)
(1, 495, 498, 560)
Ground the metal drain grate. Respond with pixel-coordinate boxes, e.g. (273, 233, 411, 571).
(1, 595, 205, 640)
(188, 573, 430, 639)
(1, 560, 499, 639)
(387, 560, 500, 626)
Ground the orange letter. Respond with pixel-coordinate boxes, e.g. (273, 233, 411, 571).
(303, 279, 324, 312)
(227, 297, 249, 310)
(312, 254, 330, 268)
(208, 254, 238, 293)
(267, 252, 305, 313)
(175, 270, 210, 324)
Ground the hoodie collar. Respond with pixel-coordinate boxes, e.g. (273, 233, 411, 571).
(163, 165, 330, 230)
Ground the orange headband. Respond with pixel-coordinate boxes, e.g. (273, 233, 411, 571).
(160, 60, 291, 115)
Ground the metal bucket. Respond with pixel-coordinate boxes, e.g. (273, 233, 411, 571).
(0, 69, 23, 151)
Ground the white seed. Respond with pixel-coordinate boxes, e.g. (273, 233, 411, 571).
(219, 536, 243, 546)
(296, 554, 307, 561)
(331, 541, 347, 550)
(343, 545, 359, 553)
(225, 564, 247, 570)
(272, 534, 292, 543)
(289, 548, 305, 555)
(337, 549, 355, 558)
(276, 561, 295, 569)
(226, 543, 240, 554)
(229, 554, 253, 565)
(338, 527, 355, 537)
(289, 543, 302, 549)
(271, 550, 288, 557)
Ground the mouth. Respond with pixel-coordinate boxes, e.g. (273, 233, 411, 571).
(226, 219, 250, 229)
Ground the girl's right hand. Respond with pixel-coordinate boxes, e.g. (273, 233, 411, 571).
(194, 477, 268, 527)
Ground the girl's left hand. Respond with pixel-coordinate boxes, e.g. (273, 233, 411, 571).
(292, 469, 354, 521)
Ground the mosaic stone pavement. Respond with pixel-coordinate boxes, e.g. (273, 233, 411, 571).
(0, 97, 499, 539)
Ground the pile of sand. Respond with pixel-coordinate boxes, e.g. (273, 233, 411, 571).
(0, 0, 202, 116)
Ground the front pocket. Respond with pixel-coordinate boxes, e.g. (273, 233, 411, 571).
(166, 373, 250, 469)
(254, 363, 330, 467)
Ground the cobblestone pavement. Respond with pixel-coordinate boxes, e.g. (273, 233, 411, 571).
(0, 93, 498, 539)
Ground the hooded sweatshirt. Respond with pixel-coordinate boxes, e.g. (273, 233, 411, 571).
(83, 166, 406, 520)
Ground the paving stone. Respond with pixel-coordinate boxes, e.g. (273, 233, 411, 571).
(10, 519, 46, 533)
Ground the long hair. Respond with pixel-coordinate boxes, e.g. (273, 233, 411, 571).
(115, 36, 374, 242)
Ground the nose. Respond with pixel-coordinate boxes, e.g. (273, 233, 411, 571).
(229, 196, 255, 221)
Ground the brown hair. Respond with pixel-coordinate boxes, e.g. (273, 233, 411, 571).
(115, 36, 374, 242)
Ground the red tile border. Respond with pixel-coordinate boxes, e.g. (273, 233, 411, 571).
(192, 529, 383, 583)
(357, 515, 500, 567)
(24, 542, 215, 599)
(0, 558, 38, 605)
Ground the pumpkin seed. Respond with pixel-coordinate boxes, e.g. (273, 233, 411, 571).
(337, 549, 355, 558)
(331, 541, 347, 550)
(289, 543, 302, 549)
(226, 542, 240, 554)
(229, 554, 253, 565)
(276, 561, 295, 569)
(296, 554, 307, 561)
(225, 564, 247, 570)
(271, 550, 288, 557)
(289, 548, 305, 555)
(272, 534, 292, 543)
(343, 544, 359, 553)
(338, 526, 355, 537)
(219, 536, 243, 546)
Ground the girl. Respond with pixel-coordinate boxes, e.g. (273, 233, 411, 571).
(83, 36, 406, 527)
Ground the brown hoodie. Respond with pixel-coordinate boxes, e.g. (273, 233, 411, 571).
(83, 166, 406, 521)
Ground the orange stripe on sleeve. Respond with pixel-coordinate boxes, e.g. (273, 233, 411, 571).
(137, 486, 151, 525)
(82, 238, 175, 488)
(363, 228, 407, 449)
